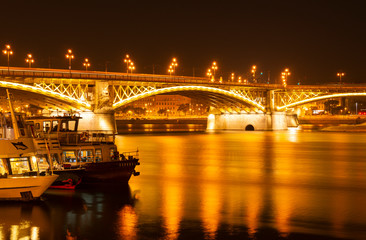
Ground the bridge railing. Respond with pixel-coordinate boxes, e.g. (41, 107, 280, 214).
(0, 67, 273, 87)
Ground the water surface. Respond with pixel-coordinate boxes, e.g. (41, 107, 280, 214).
(1, 130, 366, 239)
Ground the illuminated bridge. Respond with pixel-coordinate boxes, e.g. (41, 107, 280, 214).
(1, 67, 366, 130)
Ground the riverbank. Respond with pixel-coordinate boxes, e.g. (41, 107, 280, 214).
(116, 118, 207, 133)
(299, 115, 366, 124)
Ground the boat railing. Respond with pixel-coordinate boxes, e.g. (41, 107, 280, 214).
(34, 130, 115, 145)
(119, 150, 139, 161)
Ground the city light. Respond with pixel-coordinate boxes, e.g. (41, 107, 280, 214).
(207, 69, 213, 81)
(124, 54, 135, 73)
(83, 58, 90, 71)
(129, 61, 135, 73)
(2, 44, 13, 71)
(65, 49, 74, 72)
(25, 54, 34, 68)
(337, 72, 345, 84)
(231, 73, 235, 82)
(281, 68, 290, 88)
(168, 58, 178, 75)
(251, 65, 256, 83)
(211, 61, 218, 80)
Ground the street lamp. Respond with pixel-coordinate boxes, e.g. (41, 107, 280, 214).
(128, 61, 135, 73)
(124, 54, 131, 73)
(206, 69, 213, 82)
(251, 65, 256, 83)
(168, 65, 174, 76)
(231, 73, 235, 82)
(2, 45, 13, 71)
(337, 72, 345, 84)
(168, 58, 178, 76)
(83, 58, 90, 71)
(281, 68, 290, 88)
(65, 49, 74, 72)
(25, 54, 34, 68)
(211, 61, 218, 80)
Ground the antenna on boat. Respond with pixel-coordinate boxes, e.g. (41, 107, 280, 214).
(6, 89, 20, 139)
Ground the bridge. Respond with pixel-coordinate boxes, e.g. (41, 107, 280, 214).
(1, 66, 366, 131)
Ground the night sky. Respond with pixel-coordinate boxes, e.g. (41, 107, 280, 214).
(1, 0, 366, 84)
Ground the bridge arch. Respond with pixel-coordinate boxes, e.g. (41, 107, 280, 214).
(112, 85, 265, 112)
(277, 92, 366, 111)
(0, 80, 91, 110)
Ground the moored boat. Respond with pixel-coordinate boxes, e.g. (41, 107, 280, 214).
(26, 114, 140, 189)
(0, 90, 58, 200)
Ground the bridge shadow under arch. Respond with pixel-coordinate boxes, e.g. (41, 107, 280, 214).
(113, 86, 266, 112)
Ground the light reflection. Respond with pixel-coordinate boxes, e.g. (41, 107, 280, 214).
(246, 186, 263, 238)
(117, 205, 138, 240)
(200, 183, 221, 240)
(274, 188, 292, 236)
(162, 181, 183, 240)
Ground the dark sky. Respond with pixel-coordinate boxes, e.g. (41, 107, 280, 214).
(1, 0, 366, 84)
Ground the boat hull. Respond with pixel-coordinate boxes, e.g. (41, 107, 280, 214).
(83, 159, 139, 184)
(49, 169, 85, 190)
(0, 175, 58, 201)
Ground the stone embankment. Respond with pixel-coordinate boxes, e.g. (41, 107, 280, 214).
(299, 115, 366, 132)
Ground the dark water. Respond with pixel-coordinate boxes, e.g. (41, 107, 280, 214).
(1, 129, 366, 239)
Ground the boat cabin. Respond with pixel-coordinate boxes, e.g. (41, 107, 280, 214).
(26, 116, 120, 169)
(0, 112, 30, 139)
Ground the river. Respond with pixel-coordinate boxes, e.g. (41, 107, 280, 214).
(1, 129, 366, 239)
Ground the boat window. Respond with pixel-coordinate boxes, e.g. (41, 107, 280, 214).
(30, 156, 39, 172)
(43, 121, 51, 133)
(35, 123, 40, 130)
(51, 120, 59, 132)
(79, 150, 94, 163)
(60, 120, 68, 131)
(16, 115, 25, 128)
(0, 159, 8, 175)
(5, 115, 12, 128)
(95, 149, 102, 162)
(63, 151, 77, 164)
(68, 120, 77, 132)
(110, 148, 115, 158)
(37, 155, 49, 172)
(9, 157, 31, 175)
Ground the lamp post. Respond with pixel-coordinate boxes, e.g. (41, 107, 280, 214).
(281, 68, 290, 88)
(25, 54, 34, 68)
(128, 61, 135, 73)
(124, 54, 131, 73)
(168, 58, 178, 76)
(251, 65, 256, 83)
(2, 45, 13, 71)
(207, 69, 213, 82)
(211, 61, 218, 80)
(83, 58, 90, 71)
(65, 49, 74, 73)
(168, 65, 174, 76)
(337, 72, 345, 84)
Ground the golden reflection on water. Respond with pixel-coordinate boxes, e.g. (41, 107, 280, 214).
(117, 205, 138, 240)
(120, 131, 366, 239)
(162, 181, 183, 240)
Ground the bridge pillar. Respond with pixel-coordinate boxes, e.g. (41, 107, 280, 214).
(77, 81, 116, 133)
(207, 112, 296, 131)
(266, 90, 275, 112)
(78, 111, 116, 133)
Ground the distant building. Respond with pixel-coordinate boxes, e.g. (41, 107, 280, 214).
(116, 94, 208, 117)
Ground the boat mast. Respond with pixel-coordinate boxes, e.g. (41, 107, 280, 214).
(6, 89, 20, 139)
